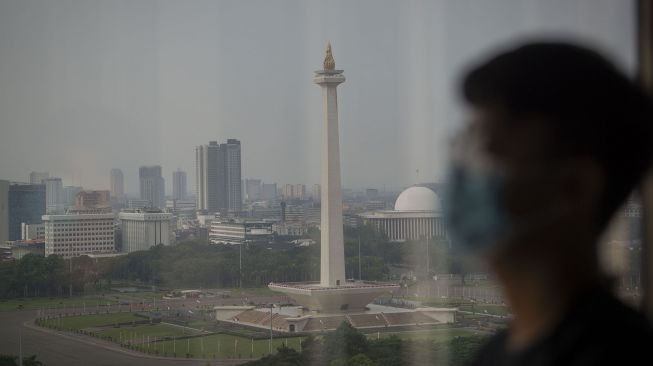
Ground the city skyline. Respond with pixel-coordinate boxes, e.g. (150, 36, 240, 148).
(0, 1, 634, 192)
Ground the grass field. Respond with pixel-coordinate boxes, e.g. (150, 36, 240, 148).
(135, 333, 304, 359)
(42, 312, 146, 330)
(366, 328, 482, 342)
(98, 323, 203, 341)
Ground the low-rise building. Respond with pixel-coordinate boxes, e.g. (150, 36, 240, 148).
(119, 208, 173, 253)
(42, 213, 115, 258)
(210, 220, 273, 244)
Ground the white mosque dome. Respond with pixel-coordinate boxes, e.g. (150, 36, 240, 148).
(394, 186, 441, 212)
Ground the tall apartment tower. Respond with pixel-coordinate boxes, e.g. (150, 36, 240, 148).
(45, 178, 64, 214)
(225, 139, 242, 212)
(172, 169, 187, 200)
(195, 139, 242, 213)
(110, 168, 124, 198)
(29, 172, 49, 184)
(195, 141, 222, 212)
(139, 166, 165, 209)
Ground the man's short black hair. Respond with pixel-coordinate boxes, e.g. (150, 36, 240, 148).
(462, 42, 653, 229)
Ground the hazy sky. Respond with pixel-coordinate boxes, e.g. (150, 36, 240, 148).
(0, 0, 635, 194)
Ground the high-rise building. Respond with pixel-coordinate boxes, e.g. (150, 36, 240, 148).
(195, 139, 242, 213)
(1, 181, 47, 242)
(29, 172, 49, 184)
(63, 186, 83, 209)
(312, 184, 321, 202)
(119, 208, 173, 253)
(245, 179, 262, 201)
(0, 180, 8, 243)
(110, 169, 124, 199)
(42, 212, 115, 258)
(283, 184, 294, 200)
(225, 139, 242, 212)
(45, 178, 64, 214)
(139, 166, 165, 209)
(70, 190, 111, 213)
(196, 141, 223, 212)
(172, 169, 187, 200)
(295, 184, 306, 200)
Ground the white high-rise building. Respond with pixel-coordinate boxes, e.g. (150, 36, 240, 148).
(139, 166, 165, 209)
(110, 168, 124, 199)
(29, 172, 49, 184)
(45, 178, 64, 214)
(172, 169, 187, 200)
(42, 213, 115, 258)
(119, 208, 173, 253)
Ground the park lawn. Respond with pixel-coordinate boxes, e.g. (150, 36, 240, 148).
(98, 323, 202, 341)
(43, 312, 146, 330)
(459, 304, 511, 316)
(367, 328, 482, 342)
(141, 333, 304, 359)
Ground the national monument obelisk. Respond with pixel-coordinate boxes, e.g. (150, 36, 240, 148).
(314, 42, 346, 287)
(268, 43, 398, 313)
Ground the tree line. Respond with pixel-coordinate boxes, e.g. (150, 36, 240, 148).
(0, 225, 484, 298)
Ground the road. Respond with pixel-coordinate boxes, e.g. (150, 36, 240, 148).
(0, 295, 284, 366)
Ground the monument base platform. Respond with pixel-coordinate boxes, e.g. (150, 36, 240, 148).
(268, 281, 399, 313)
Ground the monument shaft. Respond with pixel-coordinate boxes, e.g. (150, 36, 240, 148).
(314, 44, 346, 287)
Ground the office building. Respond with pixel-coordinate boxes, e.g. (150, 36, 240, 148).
(110, 168, 124, 199)
(127, 199, 150, 209)
(29, 172, 49, 184)
(139, 166, 165, 209)
(0, 181, 46, 242)
(225, 139, 242, 212)
(45, 178, 64, 214)
(210, 220, 273, 245)
(21, 223, 45, 240)
(172, 169, 187, 200)
(63, 186, 83, 209)
(42, 212, 115, 258)
(68, 190, 111, 214)
(195, 139, 242, 213)
(119, 208, 173, 253)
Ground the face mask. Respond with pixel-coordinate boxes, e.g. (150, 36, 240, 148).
(442, 129, 572, 256)
(443, 162, 513, 254)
